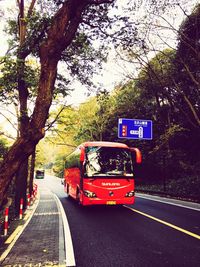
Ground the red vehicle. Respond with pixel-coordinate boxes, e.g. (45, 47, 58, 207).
(63, 141, 141, 206)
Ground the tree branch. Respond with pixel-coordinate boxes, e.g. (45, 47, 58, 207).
(45, 104, 71, 131)
(86, 0, 114, 4)
(0, 131, 16, 141)
(0, 111, 18, 132)
(27, 0, 37, 18)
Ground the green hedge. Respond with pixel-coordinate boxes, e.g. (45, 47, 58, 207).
(136, 176, 200, 202)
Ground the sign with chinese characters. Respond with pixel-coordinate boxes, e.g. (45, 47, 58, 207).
(118, 118, 153, 140)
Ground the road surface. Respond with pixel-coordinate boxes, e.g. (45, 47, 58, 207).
(37, 175, 200, 267)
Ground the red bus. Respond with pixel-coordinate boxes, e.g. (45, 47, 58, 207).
(63, 141, 141, 206)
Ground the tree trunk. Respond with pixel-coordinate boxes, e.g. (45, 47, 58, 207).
(15, 0, 30, 214)
(0, 0, 114, 208)
(15, 158, 28, 214)
(29, 148, 36, 196)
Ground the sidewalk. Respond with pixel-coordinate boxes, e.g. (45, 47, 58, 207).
(0, 186, 66, 266)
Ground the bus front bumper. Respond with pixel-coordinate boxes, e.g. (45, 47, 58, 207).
(81, 196, 135, 206)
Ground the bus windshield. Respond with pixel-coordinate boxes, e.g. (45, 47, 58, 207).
(84, 146, 133, 178)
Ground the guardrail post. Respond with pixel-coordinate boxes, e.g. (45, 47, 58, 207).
(4, 207, 9, 236)
(27, 193, 30, 209)
(19, 198, 23, 219)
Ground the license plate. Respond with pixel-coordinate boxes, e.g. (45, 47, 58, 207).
(106, 201, 116, 205)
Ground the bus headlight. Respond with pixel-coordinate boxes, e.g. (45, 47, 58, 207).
(125, 191, 135, 197)
(83, 190, 97, 198)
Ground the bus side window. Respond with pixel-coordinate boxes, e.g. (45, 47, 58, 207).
(65, 148, 81, 169)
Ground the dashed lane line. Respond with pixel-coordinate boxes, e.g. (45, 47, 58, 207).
(124, 206, 200, 240)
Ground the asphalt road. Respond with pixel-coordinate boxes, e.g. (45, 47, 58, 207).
(43, 175, 200, 267)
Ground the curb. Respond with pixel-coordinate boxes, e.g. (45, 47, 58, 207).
(0, 193, 40, 263)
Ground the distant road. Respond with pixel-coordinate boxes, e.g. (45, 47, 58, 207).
(38, 175, 200, 267)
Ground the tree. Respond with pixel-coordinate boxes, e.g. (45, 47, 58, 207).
(0, 136, 8, 161)
(0, 0, 116, 208)
(174, 4, 200, 129)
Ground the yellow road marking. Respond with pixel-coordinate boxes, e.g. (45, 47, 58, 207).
(125, 206, 200, 240)
(5, 225, 23, 244)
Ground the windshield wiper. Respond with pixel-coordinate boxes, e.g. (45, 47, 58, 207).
(88, 172, 107, 176)
(87, 172, 132, 177)
(105, 171, 123, 176)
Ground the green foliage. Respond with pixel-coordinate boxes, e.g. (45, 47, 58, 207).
(5, 12, 51, 57)
(46, 3, 200, 196)
(151, 124, 186, 153)
(173, 5, 200, 129)
(53, 154, 65, 178)
(73, 98, 99, 142)
(0, 57, 18, 103)
(3, 5, 113, 102)
(88, 36, 199, 192)
(61, 32, 108, 88)
(1, 0, 199, 202)
(0, 56, 40, 103)
(167, 176, 200, 200)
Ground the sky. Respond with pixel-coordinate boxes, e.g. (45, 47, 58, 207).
(0, 0, 199, 138)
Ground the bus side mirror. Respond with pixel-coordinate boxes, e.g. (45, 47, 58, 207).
(130, 147, 142, 164)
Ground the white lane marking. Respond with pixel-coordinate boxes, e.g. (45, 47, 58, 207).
(136, 194, 200, 211)
(54, 194, 76, 267)
(58, 202, 66, 267)
(34, 212, 60, 216)
(40, 199, 55, 202)
(124, 206, 200, 240)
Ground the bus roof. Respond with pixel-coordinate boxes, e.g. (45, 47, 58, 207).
(80, 141, 129, 149)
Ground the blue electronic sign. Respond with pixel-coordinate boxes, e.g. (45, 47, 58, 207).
(118, 118, 153, 140)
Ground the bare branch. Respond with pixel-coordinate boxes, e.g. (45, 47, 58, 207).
(56, 143, 76, 148)
(46, 128, 76, 148)
(86, 0, 114, 4)
(0, 131, 16, 141)
(151, 12, 200, 59)
(172, 78, 200, 127)
(16, 0, 20, 9)
(27, 0, 37, 18)
(0, 111, 18, 132)
(45, 104, 71, 131)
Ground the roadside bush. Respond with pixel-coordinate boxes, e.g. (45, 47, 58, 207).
(167, 176, 200, 200)
(136, 175, 200, 202)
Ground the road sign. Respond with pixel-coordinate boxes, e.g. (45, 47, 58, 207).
(118, 118, 153, 140)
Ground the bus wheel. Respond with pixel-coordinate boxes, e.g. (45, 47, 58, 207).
(76, 188, 81, 205)
(66, 184, 70, 198)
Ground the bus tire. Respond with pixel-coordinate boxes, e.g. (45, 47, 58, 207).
(76, 188, 81, 205)
(66, 184, 70, 198)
